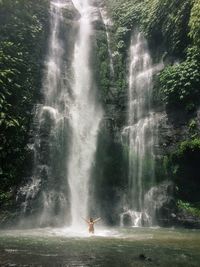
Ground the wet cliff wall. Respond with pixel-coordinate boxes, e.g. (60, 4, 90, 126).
(1, 0, 200, 227)
(0, 0, 50, 220)
(103, 0, 200, 225)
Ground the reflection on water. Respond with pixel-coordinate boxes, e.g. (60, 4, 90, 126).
(0, 227, 200, 266)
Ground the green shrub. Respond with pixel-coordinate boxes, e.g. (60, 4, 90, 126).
(108, 0, 194, 56)
(142, 0, 193, 56)
(159, 47, 200, 111)
(177, 200, 200, 217)
(189, 0, 200, 48)
(169, 138, 200, 202)
(0, 0, 49, 191)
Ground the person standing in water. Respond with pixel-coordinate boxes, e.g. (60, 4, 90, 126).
(82, 217, 101, 234)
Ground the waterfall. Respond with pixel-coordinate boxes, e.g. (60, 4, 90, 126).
(99, 8, 114, 77)
(18, 0, 102, 228)
(121, 32, 161, 227)
(18, 1, 71, 227)
(68, 0, 103, 228)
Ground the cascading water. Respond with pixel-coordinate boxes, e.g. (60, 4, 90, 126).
(121, 32, 161, 227)
(18, 0, 71, 227)
(18, 0, 103, 228)
(67, 0, 103, 228)
(99, 8, 114, 77)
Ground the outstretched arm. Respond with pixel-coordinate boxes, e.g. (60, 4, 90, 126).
(94, 217, 101, 223)
(81, 217, 89, 224)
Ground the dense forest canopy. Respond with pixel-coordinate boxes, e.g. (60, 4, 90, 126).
(0, 0, 49, 199)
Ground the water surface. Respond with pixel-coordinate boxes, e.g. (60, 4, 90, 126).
(0, 227, 200, 266)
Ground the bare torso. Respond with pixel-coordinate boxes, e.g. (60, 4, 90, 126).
(88, 222, 94, 233)
(82, 217, 101, 234)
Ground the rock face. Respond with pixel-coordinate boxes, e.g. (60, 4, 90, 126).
(176, 210, 200, 229)
(143, 166, 200, 228)
(59, 0, 80, 58)
(158, 110, 196, 152)
(144, 181, 176, 226)
(2, 0, 199, 228)
(2, 0, 82, 228)
(62, 0, 80, 21)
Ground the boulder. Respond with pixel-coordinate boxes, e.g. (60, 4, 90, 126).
(144, 181, 176, 226)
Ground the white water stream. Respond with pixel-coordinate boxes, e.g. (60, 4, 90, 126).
(18, 0, 102, 228)
(18, 2, 163, 229)
(18, 1, 70, 227)
(100, 7, 114, 77)
(68, 0, 103, 228)
(121, 32, 162, 226)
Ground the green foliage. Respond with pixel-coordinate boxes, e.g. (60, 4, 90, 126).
(142, 0, 193, 56)
(177, 200, 200, 218)
(108, 0, 194, 56)
(94, 31, 111, 103)
(189, 0, 200, 47)
(105, 0, 200, 211)
(168, 138, 200, 202)
(107, 0, 142, 53)
(107, 0, 142, 29)
(0, 0, 49, 191)
(106, 0, 143, 93)
(178, 138, 200, 156)
(189, 119, 197, 130)
(159, 46, 200, 111)
(0, 191, 12, 207)
(113, 52, 127, 92)
(188, 119, 198, 138)
(106, 0, 198, 106)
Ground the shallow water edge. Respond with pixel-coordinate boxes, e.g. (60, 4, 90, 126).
(0, 227, 200, 266)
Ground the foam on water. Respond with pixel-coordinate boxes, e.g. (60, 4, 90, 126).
(0, 227, 120, 239)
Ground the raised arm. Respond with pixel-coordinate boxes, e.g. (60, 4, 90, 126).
(81, 217, 89, 224)
(94, 217, 101, 223)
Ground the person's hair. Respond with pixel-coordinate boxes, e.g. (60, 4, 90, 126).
(90, 217, 93, 222)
